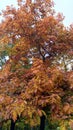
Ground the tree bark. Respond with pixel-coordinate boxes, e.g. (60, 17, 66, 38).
(40, 115, 45, 130)
(10, 119, 15, 130)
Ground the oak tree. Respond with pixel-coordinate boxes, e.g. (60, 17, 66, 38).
(0, 0, 73, 130)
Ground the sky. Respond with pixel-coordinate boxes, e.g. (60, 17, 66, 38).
(54, 0, 73, 26)
(0, 0, 73, 27)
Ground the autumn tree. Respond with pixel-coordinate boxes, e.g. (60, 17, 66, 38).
(0, 0, 72, 67)
(0, 58, 73, 130)
(0, 0, 73, 130)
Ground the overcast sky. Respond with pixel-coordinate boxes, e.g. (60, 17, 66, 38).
(54, 0, 73, 26)
(0, 0, 73, 27)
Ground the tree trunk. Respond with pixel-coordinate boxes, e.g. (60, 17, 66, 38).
(10, 119, 15, 130)
(40, 115, 45, 130)
(0, 127, 2, 130)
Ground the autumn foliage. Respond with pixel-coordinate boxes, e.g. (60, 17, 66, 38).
(0, 0, 73, 129)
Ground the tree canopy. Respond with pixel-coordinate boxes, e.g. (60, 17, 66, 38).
(0, 0, 73, 130)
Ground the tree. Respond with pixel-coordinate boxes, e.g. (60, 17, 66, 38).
(0, 0, 73, 130)
(0, 58, 73, 130)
